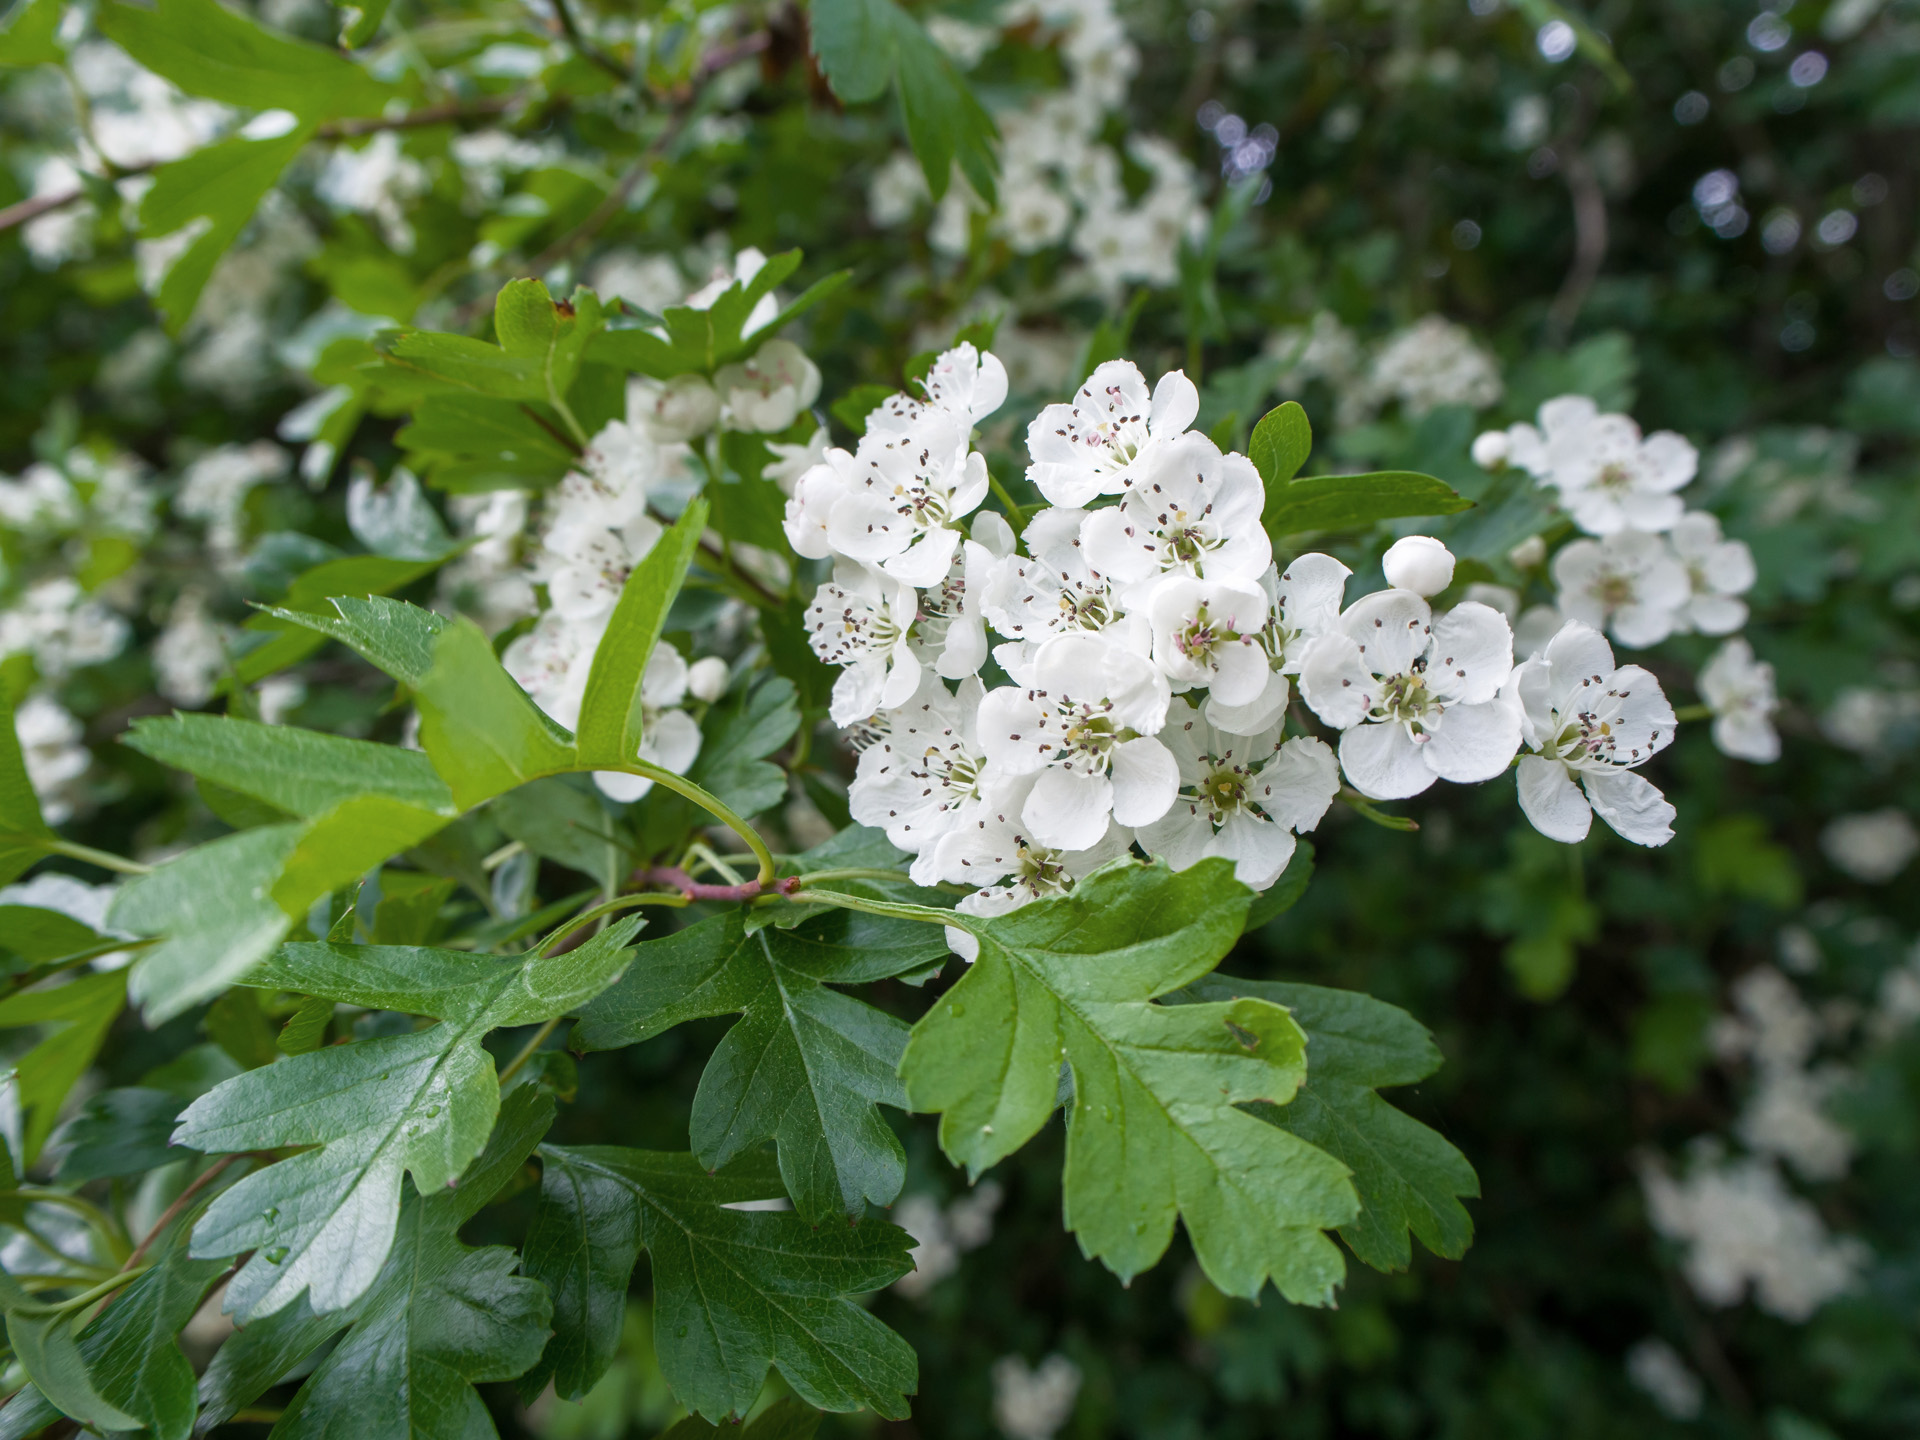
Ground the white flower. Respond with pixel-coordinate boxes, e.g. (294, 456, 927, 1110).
(765, 428, 830, 495)
(631, 375, 720, 443)
(1145, 575, 1271, 705)
(15, 694, 89, 826)
(1510, 395, 1696, 536)
(929, 774, 1136, 957)
(1135, 701, 1338, 888)
(1820, 809, 1918, 884)
(1624, 1339, 1703, 1422)
(868, 151, 928, 227)
(917, 342, 1009, 427)
(1298, 591, 1519, 800)
(1470, 429, 1511, 470)
(1698, 637, 1780, 763)
(563, 424, 656, 533)
(1551, 529, 1691, 648)
(1194, 553, 1352, 737)
(823, 409, 989, 586)
(850, 674, 989, 863)
(1364, 316, 1502, 417)
(1024, 360, 1199, 506)
(1505, 620, 1677, 847)
(913, 539, 997, 680)
(714, 339, 822, 433)
(1381, 535, 1456, 597)
(982, 507, 1141, 678)
(991, 1353, 1083, 1440)
(592, 644, 703, 802)
(545, 521, 663, 623)
(152, 591, 232, 708)
(975, 633, 1177, 850)
(1667, 511, 1756, 635)
(687, 656, 731, 703)
(805, 561, 924, 726)
(1079, 431, 1271, 595)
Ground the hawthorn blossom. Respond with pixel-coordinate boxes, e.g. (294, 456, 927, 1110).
(1505, 620, 1677, 847)
(1206, 553, 1352, 736)
(1552, 529, 1691, 648)
(805, 561, 923, 725)
(1381, 535, 1455, 596)
(1668, 511, 1757, 636)
(918, 342, 1009, 427)
(16, 694, 90, 825)
(822, 409, 989, 586)
(975, 633, 1176, 849)
(1135, 701, 1339, 888)
(849, 674, 990, 867)
(1506, 395, 1697, 536)
(1298, 586, 1519, 800)
(913, 538, 999, 680)
(1024, 360, 1198, 506)
(981, 507, 1142, 678)
(1079, 431, 1271, 596)
(1146, 576, 1271, 706)
(715, 339, 822, 433)
(1698, 637, 1781, 763)
(631, 374, 721, 443)
(929, 774, 1136, 959)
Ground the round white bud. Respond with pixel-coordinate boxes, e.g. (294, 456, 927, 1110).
(1471, 429, 1511, 470)
(1382, 535, 1456, 597)
(687, 656, 731, 704)
(1507, 534, 1548, 569)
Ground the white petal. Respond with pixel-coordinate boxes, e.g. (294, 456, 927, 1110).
(830, 659, 886, 726)
(1207, 639, 1271, 706)
(1136, 805, 1216, 872)
(1253, 736, 1340, 833)
(1429, 601, 1513, 704)
(1338, 723, 1436, 800)
(594, 770, 654, 803)
(976, 686, 1051, 775)
(883, 525, 962, 588)
(1337, 589, 1433, 677)
(1714, 712, 1781, 764)
(1108, 736, 1179, 827)
(1149, 368, 1200, 438)
(639, 707, 704, 774)
(1582, 769, 1676, 846)
(1297, 633, 1374, 729)
(1205, 670, 1290, 736)
(936, 613, 988, 680)
(1685, 594, 1748, 636)
(1541, 621, 1616, 712)
(1516, 755, 1591, 843)
(1609, 602, 1679, 649)
(1023, 767, 1115, 850)
(1214, 812, 1296, 890)
(1423, 699, 1521, 784)
(826, 491, 912, 563)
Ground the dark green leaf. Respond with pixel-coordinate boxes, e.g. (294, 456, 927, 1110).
(686, 674, 800, 819)
(574, 908, 946, 1221)
(0, 971, 126, 1167)
(491, 777, 630, 889)
(525, 1146, 915, 1420)
(1262, 470, 1472, 538)
(0, 689, 53, 885)
(56, 1087, 184, 1181)
(1249, 401, 1312, 489)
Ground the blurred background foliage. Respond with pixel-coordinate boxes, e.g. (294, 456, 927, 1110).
(2, 0, 1919, 1434)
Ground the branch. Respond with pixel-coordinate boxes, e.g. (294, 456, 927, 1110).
(1546, 144, 1608, 345)
(551, 0, 632, 85)
(634, 865, 802, 902)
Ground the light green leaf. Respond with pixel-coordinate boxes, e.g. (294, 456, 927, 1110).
(0, 688, 53, 885)
(136, 126, 313, 333)
(576, 497, 709, 768)
(175, 921, 639, 1320)
(901, 859, 1360, 1303)
(1193, 977, 1479, 1272)
(1249, 401, 1312, 489)
(0, 970, 126, 1167)
(109, 824, 304, 1024)
(123, 713, 455, 820)
(96, 0, 394, 116)
(395, 393, 579, 482)
(197, 1087, 557, 1440)
(0, 0, 64, 66)
(0, 1273, 143, 1435)
(235, 553, 454, 687)
(1262, 469, 1472, 537)
(574, 908, 946, 1222)
(259, 594, 447, 687)
(386, 330, 545, 399)
(494, 280, 604, 416)
(415, 616, 577, 809)
(524, 1146, 915, 1421)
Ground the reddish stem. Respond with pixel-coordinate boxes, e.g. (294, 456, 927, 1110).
(636, 866, 801, 902)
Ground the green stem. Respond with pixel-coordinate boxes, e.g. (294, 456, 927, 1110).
(535, 890, 689, 956)
(986, 474, 1026, 534)
(39, 839, 152, 876)
(497, 1018, 561, 1087)
(624, 760, 776, 884)
(791, 867, 913, 888)
(1337, 786, 1419, 833)
(783, 889, 957, 927)
(1673, 703, 1712, 722)
(7, 1266, 147, 1318)
(8, 1190, 132, 1257)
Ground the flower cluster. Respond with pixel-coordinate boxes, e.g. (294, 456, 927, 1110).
(792, 349, 1739, 935)
(1269, 312, 1502, 427)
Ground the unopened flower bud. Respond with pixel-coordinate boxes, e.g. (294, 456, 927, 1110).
(687, 656, 730, 703)
(635, 375, 721, 443)
(1507, 534, 1548, 569)
(1471, 429, 1511, 469)
(1382, 535, 1455, 596)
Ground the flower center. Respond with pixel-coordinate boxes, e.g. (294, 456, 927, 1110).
(1596, 572, 1637, 608)
(1014, 841, 1073, 897)
(1175, 602, 1238, 665)
(1373, 665, 1440, 733)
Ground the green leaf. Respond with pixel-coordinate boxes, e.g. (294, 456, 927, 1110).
(574, 908, 946, 1222)
(124, 714, 455, 820)
(0, 0, 64, 67)
(0, 971, 126, 1167)
(0, 689, 53, 885)
(1262, 469, 1472, 537)
(260, 594, 446, 686)
(0, 905, 108, 969)
(809, 0, 997, 201)
(576, 498, 709, 768)
(416, 616, 578, 809)
(1192, 978, 1478, 1272)
(495, 280, 604, 421)
(234, 553, 454, 687)
(1244, 841, 1314, 932)
(491, 778, 630, 891)
(108, 824, 303, 1023)
(197, 1086, 557, 1440)
(56, 1087, 184, 1181)
(136, 126, 313, 333)
(685, 674, 800, 819)
(658, 1399, 822, 1440)
(0, 1274, 143, 1435)
(524, 1146, 915, 1420)
(96, 0, 394, 116)
(1249, 401, 1312, 489)
(901, 859, 1360, 1303)
(396, 393, 577, 484)
(176, 921, 639, 1320)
